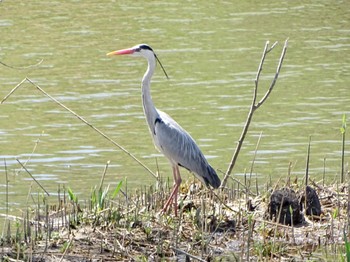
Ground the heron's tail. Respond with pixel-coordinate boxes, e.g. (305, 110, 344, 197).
(206, 165, 221, 189)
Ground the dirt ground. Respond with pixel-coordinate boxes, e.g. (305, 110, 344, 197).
(1, 180, 349, 261)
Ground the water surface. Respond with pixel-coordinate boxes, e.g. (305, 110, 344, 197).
(0, 1, 349, 216)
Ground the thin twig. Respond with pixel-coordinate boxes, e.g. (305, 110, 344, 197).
(16, 158, 50, 196)
(16, 131, 44, 176)
(27, 78, 157, 178)
(1, 77, 157, 179)
(0, 59, 43, 70)
(0, 77, 27, 104)
(29, 78, 157, 179)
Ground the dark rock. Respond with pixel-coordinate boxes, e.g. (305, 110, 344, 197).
(215, 218, 236, 233)
(247, 199, 256, 211)
(300, 185, 322, 216)
(268, 188, 303, 225)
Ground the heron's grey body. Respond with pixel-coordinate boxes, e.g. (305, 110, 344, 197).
(108, 44, 220, 214)
(140, 46, 220, 189)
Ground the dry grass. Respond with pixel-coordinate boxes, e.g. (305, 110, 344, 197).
(0, 176, 349, 261)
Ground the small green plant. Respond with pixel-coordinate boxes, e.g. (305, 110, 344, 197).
(91, 180, 123, 211)
(61, 240, 73, 253)
(254, 240, 273, 257)
(14, 242, 26, 260)
(144, 225, 152, 240)
(14, 220, 21, 243)
(67, 187, 78, 204)
(91, 184, 109, 211)
(51, 231, 60, 240)
(135, 255, 148, 262)
(112, 180, 123, 198)
(333, 208, 339, 219)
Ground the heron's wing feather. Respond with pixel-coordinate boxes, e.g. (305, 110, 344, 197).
(154, 111, 210, 184)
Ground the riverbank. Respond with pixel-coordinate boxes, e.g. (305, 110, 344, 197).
(0, 177, 349, 261)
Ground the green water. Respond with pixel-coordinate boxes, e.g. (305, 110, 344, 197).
(0, 1, 349, 216)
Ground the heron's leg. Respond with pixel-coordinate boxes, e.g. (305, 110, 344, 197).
(162, 166, 182, 216)
(161, 167, 177, 213)
(172, 165, 182, 216)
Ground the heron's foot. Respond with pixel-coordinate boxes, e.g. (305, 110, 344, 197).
(160, 207, 167, 215)
(161, 182, 180, 216)
(160, 201, 180, 217)
(161, 200, 179, 216)
(160, 201, 172, 216)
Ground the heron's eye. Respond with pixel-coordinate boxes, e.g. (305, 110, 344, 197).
(135, 47, 141, 52)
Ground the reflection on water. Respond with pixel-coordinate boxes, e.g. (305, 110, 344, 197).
(0, 0, 349, 217)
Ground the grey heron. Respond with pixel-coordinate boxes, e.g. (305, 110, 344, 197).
(107, 44, 221, 215)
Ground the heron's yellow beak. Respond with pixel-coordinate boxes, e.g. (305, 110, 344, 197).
(106, 48, 135, 56)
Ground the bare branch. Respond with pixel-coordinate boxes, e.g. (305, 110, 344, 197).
(220, 39, 288, 188)
(221, 99, 255, 188)
(256, 39, 288, 109)
(254, 41, 270, 103)
(267, 41, 278, 53)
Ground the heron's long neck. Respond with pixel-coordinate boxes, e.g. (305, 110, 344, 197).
(142, 56, 158, 128)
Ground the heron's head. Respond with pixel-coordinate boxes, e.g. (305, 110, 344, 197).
(107, 44, 155, 59)
(107, 44, 169, 79)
